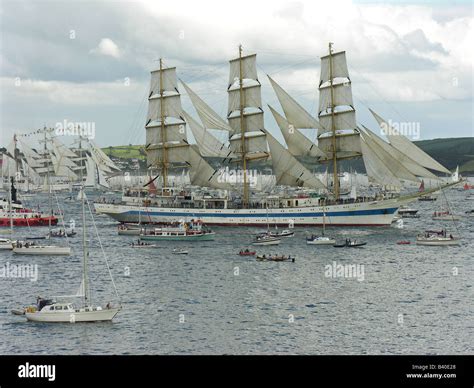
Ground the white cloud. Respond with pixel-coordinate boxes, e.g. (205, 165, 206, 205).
(90, 38, 121, 58)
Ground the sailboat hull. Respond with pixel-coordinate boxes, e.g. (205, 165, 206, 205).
(13, 246, 71, 255)
(25, 307, 120, 323)
(95, 199, 404, 227)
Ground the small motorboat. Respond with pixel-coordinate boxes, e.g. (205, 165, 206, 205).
(256, 255, 295, 262)
(0, 238, 15, 250)
(333, 239, 367, 248)
(397, 206, 420, 218)
(252, 234, 281, 246)
(172, 248, 189, 255)
(269, 229, 294, 238)
(118, 223, 144, 236)
(465, 210, 474, 217)
(418, 195, 437, 202)
(130, 241, 156, 248)
(25, 235, 50, 240)
(49, 227, 76, 238)
(306, 235, 336, 245)
(238, 249, 256, 256)
(397, 240, 411, 245)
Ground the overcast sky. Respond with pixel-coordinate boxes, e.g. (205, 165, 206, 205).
(0, 0, 472, 148)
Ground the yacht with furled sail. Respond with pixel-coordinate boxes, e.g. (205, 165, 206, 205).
(94, 44, 456, 227)
(12, 163, 121, 322)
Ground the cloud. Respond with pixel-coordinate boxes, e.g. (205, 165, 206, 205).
(90, 38, 121, 58)
(0, 0, 472, 145)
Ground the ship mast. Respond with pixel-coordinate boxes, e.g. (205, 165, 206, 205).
(238, 45, 249, 208)
(159, 58, 168, 191)
(79, 134, 90, 307)
(328, 42, 339, 199)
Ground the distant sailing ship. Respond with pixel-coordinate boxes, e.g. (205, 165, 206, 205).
(95, 44, 456, 227)
(1, 128, 121, 193)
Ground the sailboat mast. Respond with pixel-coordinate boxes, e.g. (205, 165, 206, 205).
(79, 135, 89, 307)
(328, 42, 340, 199)
(159, 58, 168, 190)
(44, 130, 52, 231)
(9, 176, 13, 234)
(238, 45, 249, 208)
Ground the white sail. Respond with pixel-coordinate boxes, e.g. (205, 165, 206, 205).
(319, 83, 354, 114)
(18, 139, 43, 168)
(50, 153, 78, 180)
(149, 67, 178, 97)
(97, 165, 110, 188)
(318, 132, 362, 160)
(266, 131, 326, 190)
(268, 75, 322, 130)
(88, 139, 120, 172)
(268, 105, 326, 158)
(21, 159, 41, 182)
(228, 85, 262, 116)
(360, 128, 419, 183)
(318, 110, 357, 133)
(146, 63, 190, 170)
(229, 131, 267, 154)
(452, 166, 459, 182)
(52, 137, 77, 158)
(320, 51, 350, 85)
(182, 110, 234, 158)
(369, 109, 451, 174)
(360, 135, 401, 187)
(227, 51, 268, 159)
(76, 187, 87, 201)
(76, 279, 85, 297)
(84, 155, 96, 187)
(2, 154, 17, 177)
(362, 126, 439, 180)
(166, 145, 232, 190)
(180, 80, 232, 132)
(229, 54, 258, 86)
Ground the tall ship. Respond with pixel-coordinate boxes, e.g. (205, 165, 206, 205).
(94, 44, 454, 227)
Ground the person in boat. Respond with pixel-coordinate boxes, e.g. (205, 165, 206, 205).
(106, 302, 111, 309)
(450, 234, 453, 239)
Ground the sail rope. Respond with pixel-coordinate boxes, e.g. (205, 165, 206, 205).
(85, 196, 121, 305)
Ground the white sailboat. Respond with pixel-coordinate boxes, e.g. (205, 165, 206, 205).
(416, 230, 460, 246)
(12, 133, 71, 256)
(306, 206, 335, 245)
(16, 181, 121, 322)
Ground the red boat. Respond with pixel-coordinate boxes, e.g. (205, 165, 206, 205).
(0, 211, 58, 227)
(396, 240, 411, 245)
(239, 250, 256, 256)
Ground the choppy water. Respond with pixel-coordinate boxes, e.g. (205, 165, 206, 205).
(0, 189, 473, 354)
